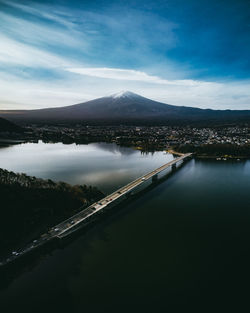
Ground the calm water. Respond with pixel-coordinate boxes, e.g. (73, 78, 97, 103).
(1, 142, 250, 313)
(0, 141, 173, 193)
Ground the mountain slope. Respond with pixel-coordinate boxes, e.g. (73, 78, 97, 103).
(0, 117, 23, 132)
(0, 91, 250, 125)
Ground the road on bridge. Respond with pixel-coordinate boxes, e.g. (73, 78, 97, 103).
(1, 152, 192, 265)
(55, 152, 192, 238)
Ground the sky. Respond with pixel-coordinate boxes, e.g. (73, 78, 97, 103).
(0, 0, 250, 110)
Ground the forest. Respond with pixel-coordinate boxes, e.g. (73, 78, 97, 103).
(0, 168, 104, 255)
(175, 143, 250, 157)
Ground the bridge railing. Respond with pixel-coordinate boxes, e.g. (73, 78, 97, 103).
(51, 153, 192, 229)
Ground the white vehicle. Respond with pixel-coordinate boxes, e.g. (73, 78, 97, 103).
(141, 177, 146, 181)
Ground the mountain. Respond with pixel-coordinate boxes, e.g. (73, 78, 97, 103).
(1, 91, 250, 125)
(0, 117, 23, 132)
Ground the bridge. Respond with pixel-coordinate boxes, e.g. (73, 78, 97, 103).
(1, 152, 192, 265)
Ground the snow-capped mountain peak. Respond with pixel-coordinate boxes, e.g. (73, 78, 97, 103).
(111, 91, 138, 99)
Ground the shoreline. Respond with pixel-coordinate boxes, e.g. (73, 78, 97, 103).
(1, 137, 249, 160)
(195, 155, 249, 160)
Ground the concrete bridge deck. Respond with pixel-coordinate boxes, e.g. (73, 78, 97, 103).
(53, 152, 192, 238)
(1, 152, 192, 265)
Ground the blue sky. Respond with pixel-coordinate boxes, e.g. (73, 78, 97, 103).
(0, 0, 250, 109)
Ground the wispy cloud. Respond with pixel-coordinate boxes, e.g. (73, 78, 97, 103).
(1, 67, 250, 111)
(66, 67, 214, 87)
(0, 11, 86, 49)
(0, 0, 249, 111)
(1, 0, 76, 28)
(0, 33, 75, 68)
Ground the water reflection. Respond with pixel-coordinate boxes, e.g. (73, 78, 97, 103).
(0, 141, 172, 193)
(1, 145, 250, 312)
(91, 142, 137, 155)
(1, 158, 250, 312)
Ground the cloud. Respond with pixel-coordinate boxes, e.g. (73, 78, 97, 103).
(0, 0, 249, 111)
(0, 71, 90, 109)
(0, 33, 76, 68)
(1, 67, 250, 111)
(0, 11, 86, 49)
(66, 67, 213, 87)
(1, 0, 76, 29)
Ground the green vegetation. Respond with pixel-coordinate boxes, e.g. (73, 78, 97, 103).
(175, 144, 250, 158)
(0, 168, 104, 254)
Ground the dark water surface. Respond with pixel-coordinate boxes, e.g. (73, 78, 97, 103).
(1, 142, 250, 312)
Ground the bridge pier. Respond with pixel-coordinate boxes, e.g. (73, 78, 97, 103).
(125, 191, 132, 198)
(172, 163, 177, 171)
(152, 174, 158, 182)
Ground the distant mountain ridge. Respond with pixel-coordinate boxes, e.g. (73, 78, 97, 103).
(0, 117, 23, 132)
(0, 91, 250, 125)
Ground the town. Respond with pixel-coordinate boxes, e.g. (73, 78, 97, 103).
(1, 124, 250, 158)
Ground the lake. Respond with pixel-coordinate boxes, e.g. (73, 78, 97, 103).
(0, 141, 174, 193)
(1, 142, 250, 313)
